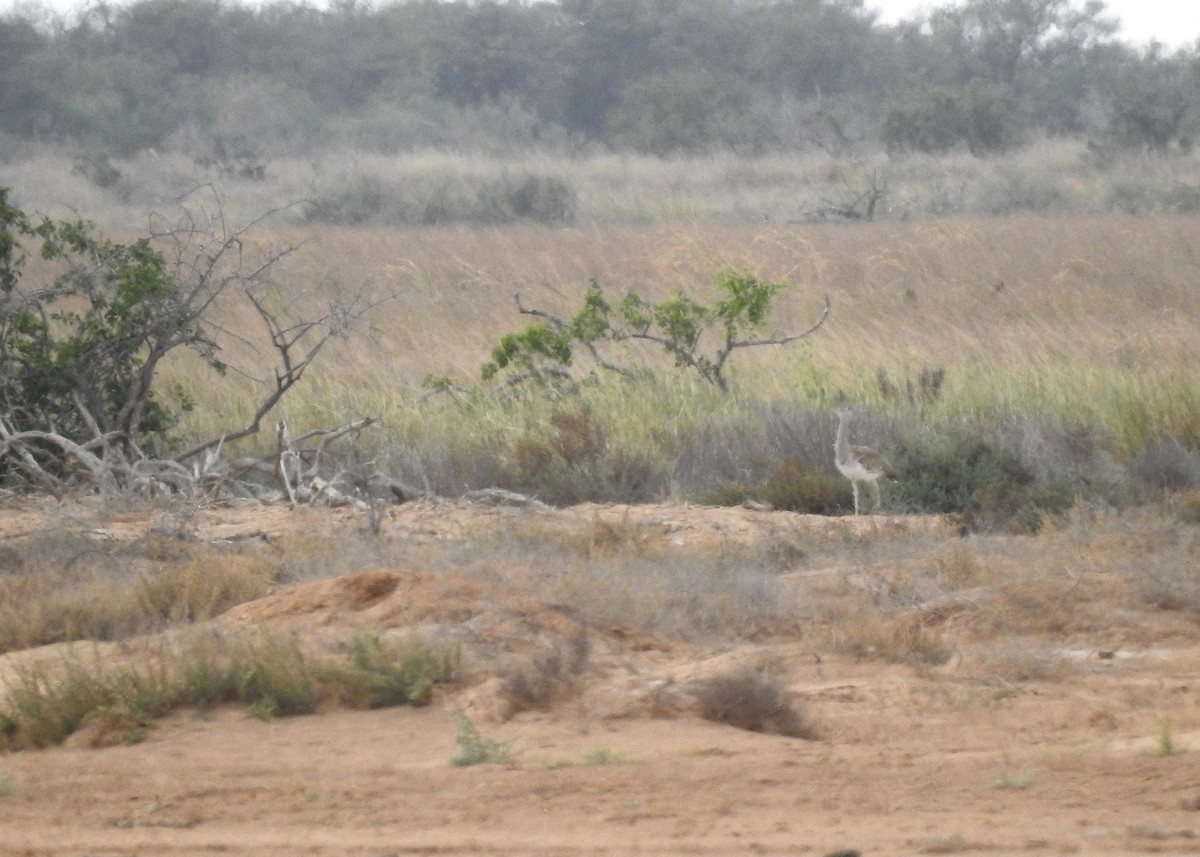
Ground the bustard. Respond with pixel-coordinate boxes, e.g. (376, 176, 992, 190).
(834, 408, 897, 515)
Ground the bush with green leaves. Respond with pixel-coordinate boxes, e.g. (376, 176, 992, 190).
(890, 430, 1073, 533)
(0, 188, 193, 464)
(0, 187, 369, 495)
(319, 633, 462, 709)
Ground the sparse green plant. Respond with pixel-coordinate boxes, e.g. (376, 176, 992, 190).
(226, 633, 320, 717)
(581, 745, 628, 765)
(0, 628, 462, 750)
(1155, 721, 1177, 756)
(450, 713, 515, 767)
(988, 768, 1034, 790)
(246, 698, 279, 722)
(0, 767, 18, 796)
(0, 647, 171, 749)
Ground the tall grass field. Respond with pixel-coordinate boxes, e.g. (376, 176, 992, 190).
(3, 146, 1199, 525)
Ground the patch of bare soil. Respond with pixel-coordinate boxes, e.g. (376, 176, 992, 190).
(2, 498, 1200, 856)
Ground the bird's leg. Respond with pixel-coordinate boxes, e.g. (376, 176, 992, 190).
(871, 480, 883, 513)
(851, 482, 860, 515)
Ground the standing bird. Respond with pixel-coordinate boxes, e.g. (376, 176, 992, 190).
(834, 408, 897, 515)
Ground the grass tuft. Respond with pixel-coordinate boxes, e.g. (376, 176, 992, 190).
(318, 633, 461, 709)
(0, 629, 460, 749)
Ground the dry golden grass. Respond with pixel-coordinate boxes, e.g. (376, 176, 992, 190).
(143, 212, 1200, 477)
(0, 531, 281, 655)
(5, 145, 1198, 475)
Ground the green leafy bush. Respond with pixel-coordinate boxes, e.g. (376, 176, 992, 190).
(0, 188, 189, 464)
(891, 432, 1050, 532)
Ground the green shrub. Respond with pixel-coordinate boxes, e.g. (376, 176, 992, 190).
(0, 630, 461, 749)
(891, 432, 1048, 532)
(0, 189, 186, 467)
(1, 649, 174, 748)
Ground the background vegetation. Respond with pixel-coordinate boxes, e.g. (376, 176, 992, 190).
(146, 211, 1200, 532)
(1, 0, 1197, 160)
(1, 0, 1198, 754)
(0, 0, 1197, 529)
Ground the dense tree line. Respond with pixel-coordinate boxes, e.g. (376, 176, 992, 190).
(0, 0, 1196, 158)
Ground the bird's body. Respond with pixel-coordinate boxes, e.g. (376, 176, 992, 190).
(834, 408, 897, 515)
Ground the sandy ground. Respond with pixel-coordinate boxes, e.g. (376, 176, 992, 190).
(2, 496, 1200, 856)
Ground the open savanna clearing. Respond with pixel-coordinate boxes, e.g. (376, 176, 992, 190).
(1, 493, 1199, 856)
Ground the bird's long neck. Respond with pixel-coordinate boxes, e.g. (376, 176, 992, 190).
(834, 413, 851, 463)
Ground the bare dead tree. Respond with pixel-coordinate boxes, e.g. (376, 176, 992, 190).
(814, 170, 887, 222)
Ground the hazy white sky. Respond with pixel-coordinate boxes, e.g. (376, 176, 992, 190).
(1, 0, 1197, 51)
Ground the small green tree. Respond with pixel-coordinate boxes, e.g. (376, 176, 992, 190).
(0, 188, 375, 494)
(483, 270, 830, 392)
(0, 188, 191, 462)
(1108, 58, 1194, 153)
(883, 89, 965, 154)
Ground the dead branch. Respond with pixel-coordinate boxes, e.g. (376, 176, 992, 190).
(729, 293, 833, 349)
(0, 422, 121, 494)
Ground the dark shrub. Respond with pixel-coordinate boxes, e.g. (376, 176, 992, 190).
(1128, 439, 1200, 493)
(891, 432, 1044, 532)
(692, 667, 818, 739)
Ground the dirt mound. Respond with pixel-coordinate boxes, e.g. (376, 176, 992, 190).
(221, 567, 492, 631)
